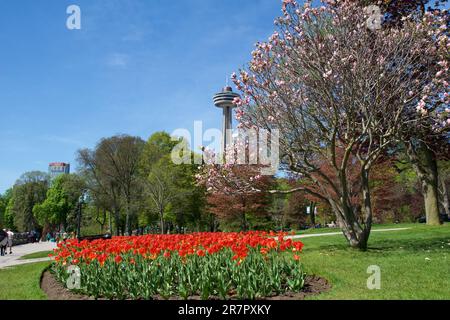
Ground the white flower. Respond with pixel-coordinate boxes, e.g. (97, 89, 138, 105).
(322, 69, 332, 78)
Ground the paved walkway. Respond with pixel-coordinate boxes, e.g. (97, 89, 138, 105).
(285, 227, 411, 240)
(0, 241, 56, 269)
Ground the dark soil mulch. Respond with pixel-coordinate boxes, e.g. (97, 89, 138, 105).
(41, 270, 96, 300)
(41, 270, 331, 300)
(264, 275, 331, 300)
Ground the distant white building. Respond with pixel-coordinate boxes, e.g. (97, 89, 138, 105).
(48, 162, 70, 179)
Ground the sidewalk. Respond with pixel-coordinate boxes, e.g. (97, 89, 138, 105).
(0, 241, 56, 269)
(285, 227, 411, 240)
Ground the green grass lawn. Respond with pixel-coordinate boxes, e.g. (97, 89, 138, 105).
(295, 222, 418, 235)
(19, 251, 53, 260)
(300, 223, 450, 299)
(0, 223, 449, 300)
(0, 261, 50, 300)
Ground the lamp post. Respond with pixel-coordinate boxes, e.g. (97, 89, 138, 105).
(76, 190, 88, 239)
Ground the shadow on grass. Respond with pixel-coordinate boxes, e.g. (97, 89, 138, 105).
(303, 229, 450, 256)
(369, 236, 450, 252)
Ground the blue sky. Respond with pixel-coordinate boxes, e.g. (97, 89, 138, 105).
(0, 0, 285, 193)
(1, 1, 447, 194)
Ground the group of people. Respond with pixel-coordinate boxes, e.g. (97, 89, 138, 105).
(51, 231, 74, 242)
(0, 228, 14, 256)
(27, 230, 41, 243)
(0, 228, 78, 257)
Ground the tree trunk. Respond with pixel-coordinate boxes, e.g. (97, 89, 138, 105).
(101, 209, 107, 233)
(42, 224, 50, 241)
(336, 207, 370, 251)
(95, 208, 107, 233)
(328, 166, 372, 252)
(241, 197, 248, 231)
(109, 211, 113, 235)
(424, 178, 441, 225)
(309, 202, 316, 226)
(125, 203, 131, 236)
(160, 209, 165, 235)
(114, 207, 120, 236)
(76, 202, 82, 238)
(209, 214, 217, 232)
(241, 213, 248, 231)
(333, 165, 371, 250)
(439, 177, 450, 218)
(407, 142, 441, 226)
(358, 166, 373, 251)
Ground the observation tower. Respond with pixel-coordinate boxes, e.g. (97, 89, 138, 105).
(213, 86, 240, 156)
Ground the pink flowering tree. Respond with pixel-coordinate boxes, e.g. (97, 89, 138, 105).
(196, 141, 276, 231)
(393, 8, 450, 226)
(357, 0, 450, 228)
(200, 0, 449, 250)
(197, 138, 274, 195)
(355, 0, 450, 226)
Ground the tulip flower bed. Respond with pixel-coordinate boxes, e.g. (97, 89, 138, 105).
(50, 232, 305, 300)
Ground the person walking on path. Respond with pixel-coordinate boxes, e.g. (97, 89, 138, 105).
(0, 229, 8, 256)
(6, 229, 14, 254)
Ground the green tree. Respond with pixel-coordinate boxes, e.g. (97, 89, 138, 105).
(139, 132, 178, 177)
(140, 132, 206, 233)
(77, 135, 145, 235)
(78, 147, 124, 236)
(145, 156, 178, 234)
(0, 189, 12, 228)
(4, 199, 15, 230)
(33, 174, 85, 233)
(9, 171, 49, 232)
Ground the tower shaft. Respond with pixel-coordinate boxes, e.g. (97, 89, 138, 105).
(213, 86, 240, 162)
(222, 106, 233, 155)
